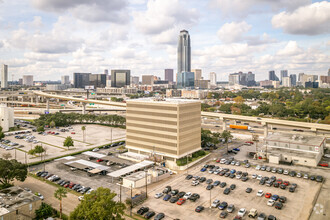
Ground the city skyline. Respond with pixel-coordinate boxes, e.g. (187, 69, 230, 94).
(0, 0, 329, 81)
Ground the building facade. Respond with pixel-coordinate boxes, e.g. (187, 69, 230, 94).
(282, 76, 291, 87)
(192, 69, 202, 81)
(22, 75, 34, 86)
(0, 105, 14, 132)
(269, 70, 279, 81)
(280, 70, 288, 84)
(125, 98, 201, 163)
(61, 75, 70, 85)
(290, 74, 297, 86)
(164, 69, 174, 83)
(89, 74, 106, 88)
(73, 73, 91, 88)
(177, 30, 191, 74)
(209, 72, 217, 86)
(131, 76, 139, 85)
(111, 70, 130, 88)
(142, 75, 154, 85)
(177, 71, 194, 89)
(1, 64, 8, 88)
(194, 79, 209, 89)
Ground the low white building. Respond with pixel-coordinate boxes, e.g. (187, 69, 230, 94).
(263, 133, 326, 167)
(0, 105, 14, 132)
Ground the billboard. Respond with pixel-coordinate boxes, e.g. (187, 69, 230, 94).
(85, 85, 94, 90)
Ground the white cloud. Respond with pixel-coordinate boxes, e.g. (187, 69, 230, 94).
(0, 40, 3, 48)
(210, 0, 311, 18)
(133, 0, 198, 35)
(272, 1, 330, 35)
(277, 41, 303, 56)
(217, 21, 251, 43)
(31, 0, 129, 23)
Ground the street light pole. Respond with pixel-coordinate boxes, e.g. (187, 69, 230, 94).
(130, 184, 133, 216)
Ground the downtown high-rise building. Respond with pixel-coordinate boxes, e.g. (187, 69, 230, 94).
(280, 70, 288, 84)
(269, 70, 279, 81)
(111, 70, 130, 88)
(290, 74, 297, 86)
(23, 75, 34, 86)
(192, 69, 202, 81)
(177, 30, 191, 75)
(165, 69, 174, 83)
(209, 72, 217, 86)
(1, 64, 8, 88)
(61, 75, 70, 85)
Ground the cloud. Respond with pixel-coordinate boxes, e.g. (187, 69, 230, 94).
(133, 0, 198, 35)
(217, 21, 251, 43)
(245, 33, 277, 46)
(277, 41, 303, 56)
(31, 0, 129, 23)
(0, 40, 3, 48)
(272, 1, 330, 35)
(210, 0, 311, 18)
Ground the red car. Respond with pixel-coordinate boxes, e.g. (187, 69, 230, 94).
(283, 181, 290, 186)
(319, 163, 329, 167)
(177, 198, 186, 205)
(245, 141, 254, 144)
(69, 182, 76, 189)
(52, 132, 55, 134)
(47, 131, 52, 134)
(96, 159, 103, 162)
(64, 183, 70, 188)
(277, 179, 283, 184)
(71, 132, 75, 134)
(265, 193, 272, 198)
(216, 158, 220, 163)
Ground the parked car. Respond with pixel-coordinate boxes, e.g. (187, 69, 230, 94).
(177, 198, 186, 205)
(211, 199, 220, 208)
(275, 202, 283, 210)
(223, 188, 231, 195)
(195, 206, 204, 213)
(163, 194, 171, 201)
(137, 207, 149, 215)
(220, 211, 228, 218)
(267, 199, 275, 206)
(258, 213, 267, 220)
(154, 193, 164, 199)
(237, 208, 246, 217)
(246, 188, 252, 193)
(219, 201, 228, 210)
(248, 208, 258, 218)
(227, 204, 235, 213)
(154, 213, 165, 220)
(257, 190, 264, 197)
(144, 211, 155, 219)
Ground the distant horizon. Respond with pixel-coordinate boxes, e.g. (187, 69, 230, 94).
(0, 0, 329, 81)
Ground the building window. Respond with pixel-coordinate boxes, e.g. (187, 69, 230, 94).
(29, 204, 33, 211)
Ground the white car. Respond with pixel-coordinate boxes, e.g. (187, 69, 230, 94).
(256, 190, 264, 197)
(238, 208, 246, 217)
(236, 175, 242, 179)
(283, 170, 289, 175)
(183, 192, 192, 200)
(78, 196, 84, 201)
(267, 199, 275, 206)
(220, 159, 226, 164)
(252, 174, 257, 179)
(35, 193, 44, 200)
(154, 192, 164, 199)
(256, 175, 262, 180)
(92, 148, 100, 152)
(208, 170, 214, 174)
(191, 180, 199, 186)
(211, 199, 220, 208)
(256, 165, 261, 170)
(214, 170, 220, 175)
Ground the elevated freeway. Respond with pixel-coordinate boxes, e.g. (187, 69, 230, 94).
(33, 91, 330, 137)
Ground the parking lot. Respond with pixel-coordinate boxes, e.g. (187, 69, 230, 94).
(0, 124, 126, 163)
(139, 158, 323, 220)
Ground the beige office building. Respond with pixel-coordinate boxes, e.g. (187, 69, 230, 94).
(126, 98, 201, 163)
(192, 69, 202, 80)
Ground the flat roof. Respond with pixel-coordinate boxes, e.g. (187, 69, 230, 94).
(107, 160, 154, 178)
(82, 151, 130, 164)
(65, 159, 110, 171)
(268, 148, 318, 159)
(0, 186, 40, 215)
(82, 151, 106, 158)
(126, 98, 200, 105)
(265, 133, 325, 146)
(124, 171, 146, 181)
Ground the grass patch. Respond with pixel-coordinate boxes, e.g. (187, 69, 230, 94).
(28, 141, 124, 167)
(176, 150, 210, 166)
(39, 141, 67, 150)
(56, 135, 93, 145)
(28, 173, 81, 197)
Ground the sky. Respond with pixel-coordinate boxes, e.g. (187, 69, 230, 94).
(0, 0, 329, 81)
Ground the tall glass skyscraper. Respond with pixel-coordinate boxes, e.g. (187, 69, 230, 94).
(177, 30, 191, 75)
(177, 71, 194, 89)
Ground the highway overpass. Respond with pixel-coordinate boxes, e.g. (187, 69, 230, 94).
(33, 91, 330, 137)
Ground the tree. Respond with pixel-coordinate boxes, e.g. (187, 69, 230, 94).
(49, 120, 56, 128)
(0, 158, 28, 189)
(70, 187, 125, 220)
(37, 126, 45, 132)
(81, 126, 86, 142)
(35, 202, 54, 219)
(233, 96, 244, 104)
(63, 136, 74, 150)
(2, 152, 12, 160)
(28, 145, 45, 161)
(221, 130, 233, 153)
(54, 188, 67, 219)
(0, 126, 5, 141)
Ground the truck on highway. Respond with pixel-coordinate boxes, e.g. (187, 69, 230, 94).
(229, 124, 251, 130)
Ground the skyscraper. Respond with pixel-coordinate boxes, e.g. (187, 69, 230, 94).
(177, 30, 191, 74)
(111, 70, 130, 88)
(73, 73, 91, 88)
(1, 64, 8, 88)
(210, 72, 217, 86)
(23, 75, 34, 86)
(280, 70, 288, 84)
(290, 74, 297, 86)
(164, 69, 174, 83)
(177, 72, 194, 89)
(142, 75, 154, 85)
(269, 70, 279, 81)
(192, 69, 202, 80)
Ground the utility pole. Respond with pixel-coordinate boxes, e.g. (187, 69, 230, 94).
(130, 184, 133, 216)
(186, 155, 189, 175)
(145, 170, 148, 198)
(209, 188, 211, 208)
